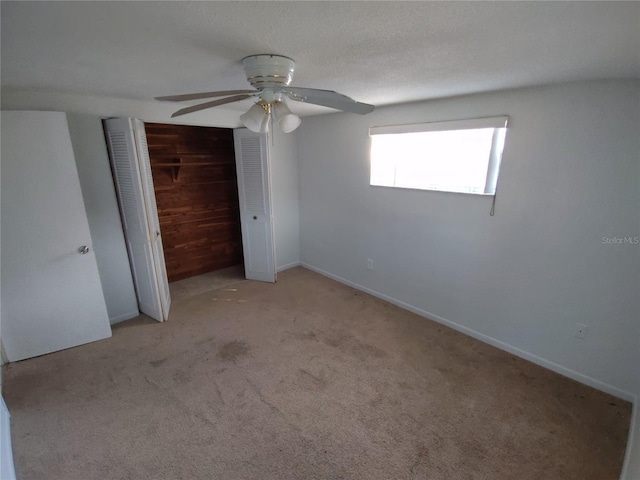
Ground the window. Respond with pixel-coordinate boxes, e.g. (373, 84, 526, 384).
(369, 116, 508, 195)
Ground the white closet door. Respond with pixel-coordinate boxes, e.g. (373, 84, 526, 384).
(1, 111, 112, 361)
(132, 119, 171, 319)
(103, 118, 169, 322)
(233, 129, 276, 283)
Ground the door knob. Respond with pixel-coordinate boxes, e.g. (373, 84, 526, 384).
(78, 245, 90, 254)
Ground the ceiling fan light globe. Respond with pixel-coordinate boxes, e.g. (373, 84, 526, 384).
(240, 103, 269, 133)
(279, 114, 301, 133)
(273, 100, 301, 133)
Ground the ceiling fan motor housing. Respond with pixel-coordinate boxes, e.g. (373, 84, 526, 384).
(157, 53, 374, 119)
(242, 54, 295, 89)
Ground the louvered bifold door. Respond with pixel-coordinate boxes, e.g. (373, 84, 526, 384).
(103, 117, 164, 321)
(233, 128, 276, 283)
(132, 119, 171, 320)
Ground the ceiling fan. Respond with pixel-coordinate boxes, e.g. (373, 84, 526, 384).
(155, 54, 375, 133)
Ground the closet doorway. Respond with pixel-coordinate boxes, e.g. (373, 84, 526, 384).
(145, 123, 244, 298)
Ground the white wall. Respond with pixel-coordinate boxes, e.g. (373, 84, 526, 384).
(298, 80, 640, 400)
(66, 114, 139, 324)
(270, 128, 300, 271)
(0, 90, 243, 129)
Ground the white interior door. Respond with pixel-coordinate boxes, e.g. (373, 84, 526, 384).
(1, 111, 112, 362)
(103, 118, 170, 322)
(233, 128, 276, 283)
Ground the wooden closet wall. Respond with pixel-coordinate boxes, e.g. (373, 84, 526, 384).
(145, 123, 242, 282)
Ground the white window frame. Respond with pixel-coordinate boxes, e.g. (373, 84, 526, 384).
(369, 116, 509, 196)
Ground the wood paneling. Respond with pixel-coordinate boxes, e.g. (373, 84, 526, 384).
(145, 123, 242, 282)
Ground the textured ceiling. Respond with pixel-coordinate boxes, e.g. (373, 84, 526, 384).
(1, 1, 639, 117)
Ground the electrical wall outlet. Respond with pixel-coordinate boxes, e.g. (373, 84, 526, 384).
(366, 258, 374, 270)
(574, 323, 588, 339)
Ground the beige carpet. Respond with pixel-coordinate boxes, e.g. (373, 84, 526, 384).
(168, 264, 245, 303)
(2, 267, 631, 480)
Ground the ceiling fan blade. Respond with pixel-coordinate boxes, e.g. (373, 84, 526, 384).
(156, 89, 257, 102)
(170, 94, 255, 118)
(280, 87, 374, 115)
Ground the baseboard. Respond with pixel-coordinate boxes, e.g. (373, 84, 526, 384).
(109, 309, 139, 325)
(301, 262, 635, 402)
(277, 261, 301, 273)
(620, 397, 639, 480)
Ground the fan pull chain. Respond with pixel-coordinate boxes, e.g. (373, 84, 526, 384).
(270, 106, 275, 146)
